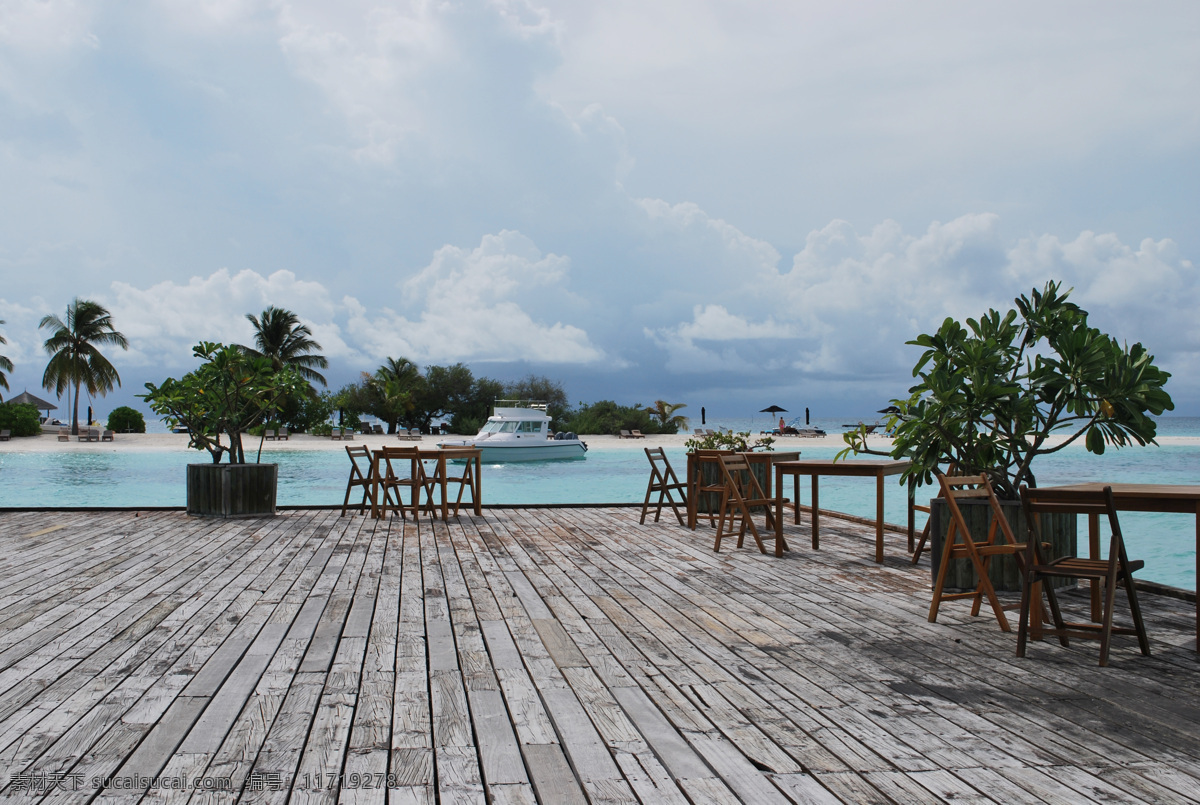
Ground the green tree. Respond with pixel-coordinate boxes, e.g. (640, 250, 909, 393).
(241, 306, 328, 387)
(40, 298, 129, 436)
(0, 319, 12, 398)
(369, 357, 423, 432)
(644, 400, 689, 434)
(106, 406, 146, 433)
(142, 342, 307, 463)
(841, 280, 1173, 499)
(504, 374, 570, 423)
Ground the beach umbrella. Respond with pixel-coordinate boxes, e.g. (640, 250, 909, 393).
(877, 406, 902, 415)
(805, 407, 810, 425)
(759, 405, 788, 414)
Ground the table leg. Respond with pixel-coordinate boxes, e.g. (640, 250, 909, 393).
(907, 478, 916, 553)
(775, 466, 784, 555)
(369, 453, 382, 519)
(439, 454, 448, 521)
(875, 472, 885, 563)
(474, 454, 483, 515)
(793, 474, 800, 526)
(686, 453, 697, 530)
(811, 475, 820, 550)
(1089, 512, 1101, 622)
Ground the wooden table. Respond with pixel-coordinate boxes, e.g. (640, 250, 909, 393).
(774, 459, 914, 562)
(369, 447, 482, 519)
(685, 451, 800, 530)
(1040, 482, 1200, 650)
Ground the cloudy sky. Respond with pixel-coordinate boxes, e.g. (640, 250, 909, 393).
(1, 0, 1198, 420)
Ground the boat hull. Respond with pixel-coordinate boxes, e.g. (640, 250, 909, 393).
(438, 440, 587, 462)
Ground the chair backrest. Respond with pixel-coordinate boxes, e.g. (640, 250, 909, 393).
(719, 453, 768, 503)
(377, 445, 421, 480)
(644, 446, 679, 483)
(345, 445, 371, 482)
(1020, 485, 1125, 562)
(938, 473, 1020, 547)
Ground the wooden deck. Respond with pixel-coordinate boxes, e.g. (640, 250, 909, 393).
(1, 507, 1199, 803)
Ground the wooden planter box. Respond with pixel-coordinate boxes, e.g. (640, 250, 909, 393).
(928, 497, 1075, 591)
(187, 463, 278, 518)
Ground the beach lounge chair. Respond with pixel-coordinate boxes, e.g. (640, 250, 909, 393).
(630, 429, 646, 438)
(58, 427, 69, 441)
(639, 447, 688, 526)
(1018, 485, 1149, 666)
(928, 474, 1026, 632)
(102, 430, 114, 442)
(694, 428, 705, 436)
(0, 429, 9, 441)
(264, 429, 276, 441)
(279, 427, 289, 441)
(619, 429, 632, 439)
(396, 428, 420, 441)
(373, 424, 385, 435)
(713, 453, 781, 555)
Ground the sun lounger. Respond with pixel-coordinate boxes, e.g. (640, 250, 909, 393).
(86, 427, 100, 442)
(694, 428, 705, 436)
(330, 427, 343, 440)
(58, 427, 69, 441)
(279, 427, 289, 441)
(264, 429, 276, 441)
(630, 430, 646, 438)
(102, 430, 114, 441)
(396, 428, 422, 441)
(619, 430, 632, 438)
(0, 429, 9, 441)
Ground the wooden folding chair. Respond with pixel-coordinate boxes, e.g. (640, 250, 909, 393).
(639, 447, 688, 526)
(438, 447, 479, 517)
(375, 446, 426, 520)
(1018, 486, 1149, 666)
(341, 445, 373, 516)
(690, 449, 733, 529)
(713, 453, 784, 555)
(911, 464, 961, 564)
(928, 473, 1026, 631)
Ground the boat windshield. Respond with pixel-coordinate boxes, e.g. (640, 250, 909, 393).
(480, 420, 519, 433)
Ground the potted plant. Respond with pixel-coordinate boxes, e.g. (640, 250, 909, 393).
(142, 342, 307, 518)
(841, 280, 1173, 587)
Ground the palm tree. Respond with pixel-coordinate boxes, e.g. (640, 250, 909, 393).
(40, 299, 129, 435)
(645, 400, 689, 433)
(0, 320, 13, 399)
(241, 306, 328, 387)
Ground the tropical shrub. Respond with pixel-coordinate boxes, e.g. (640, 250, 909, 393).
(684, 430, 775, 452)
(106, 406, 146, 433)
(560, 400, 658, 435)
(142, 342, 307, 463)
(841, 281, 1173, 499)
(0, 402, 42, 437)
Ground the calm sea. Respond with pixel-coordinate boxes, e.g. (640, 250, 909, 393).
(2, 416, 1197, 589)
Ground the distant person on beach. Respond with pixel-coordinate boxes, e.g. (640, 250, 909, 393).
(779, 416, 785, 431)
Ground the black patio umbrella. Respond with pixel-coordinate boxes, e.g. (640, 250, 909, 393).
(760, 405, 788, 414)
(877, 406, 902, 415)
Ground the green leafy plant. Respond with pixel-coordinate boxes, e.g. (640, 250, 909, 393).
(106, 406, 146, 433)
(0, 402, 41, 436)
(685, 430, 775, 452)
(840, 281, 1173, 499)
(141, 342, 307, 464)
(40, 298, 129, 435)
(644, 400, 689, 434)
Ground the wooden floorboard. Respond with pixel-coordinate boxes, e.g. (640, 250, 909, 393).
(0, 507, 1199, 803)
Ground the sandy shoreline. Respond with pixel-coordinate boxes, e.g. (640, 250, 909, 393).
(3, 429, 1197, 455)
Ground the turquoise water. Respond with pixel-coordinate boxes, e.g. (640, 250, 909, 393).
(2, 417, 1197, 589)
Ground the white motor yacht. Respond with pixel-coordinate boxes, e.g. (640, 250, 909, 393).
(438, 401, 587, 461)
